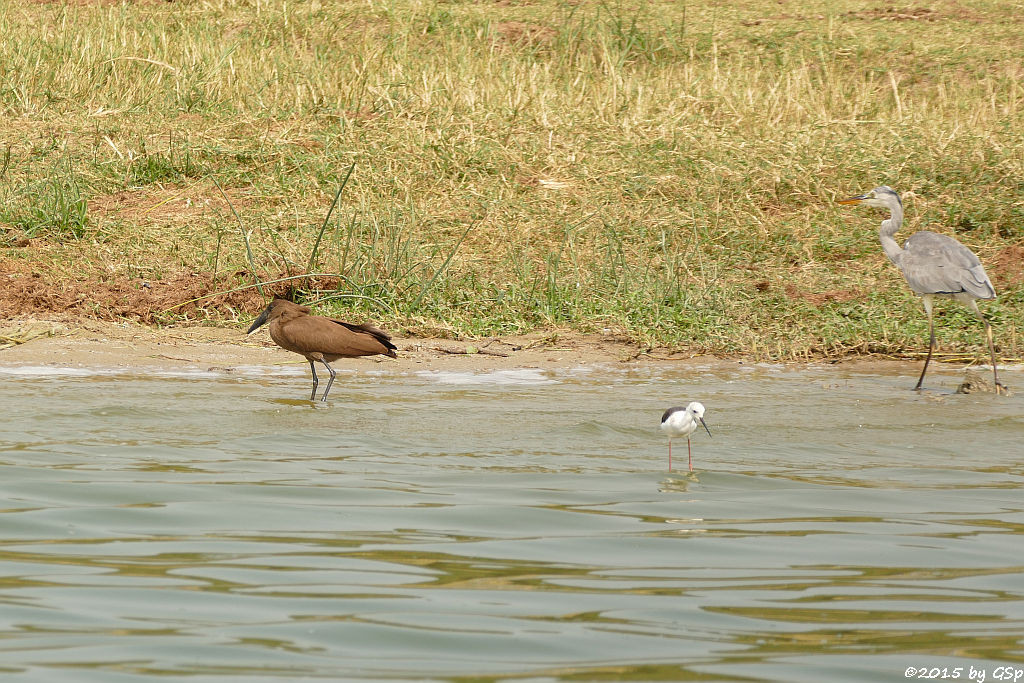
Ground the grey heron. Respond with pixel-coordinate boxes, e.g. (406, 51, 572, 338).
(837, 186, 1004, 393)
(660, 402, 711, 472)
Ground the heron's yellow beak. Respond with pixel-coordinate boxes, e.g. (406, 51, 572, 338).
(836, 194, 868, 205)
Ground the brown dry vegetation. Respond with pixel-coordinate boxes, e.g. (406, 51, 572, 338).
(0, 263, 262, 323)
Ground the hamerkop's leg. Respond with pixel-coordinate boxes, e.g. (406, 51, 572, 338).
(320, 360, 338, 402)
(308, 360, 319, 401)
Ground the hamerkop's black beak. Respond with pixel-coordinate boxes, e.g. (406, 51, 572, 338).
(247, 305, 272, 334)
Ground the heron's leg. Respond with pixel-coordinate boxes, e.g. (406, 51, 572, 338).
(984, 318, 1002, 390)
(687, 438, 693, 472)
(915, 296, 936, 391)
(308, 360, 319, 401)
(969, 300, 1002, 390)
(667, 439, 672, 472)
(320, 360, 337, 402)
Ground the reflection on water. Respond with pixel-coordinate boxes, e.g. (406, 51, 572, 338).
(0, 361, 1022, 681)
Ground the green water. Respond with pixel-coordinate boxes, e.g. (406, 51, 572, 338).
(0, 361, 1022, 681)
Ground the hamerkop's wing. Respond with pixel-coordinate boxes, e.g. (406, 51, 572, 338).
(332, 320, 391, 340)
(330, 319, 398, 358)
(277, 315, 397, 358)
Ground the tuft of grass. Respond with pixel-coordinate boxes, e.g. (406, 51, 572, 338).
(127, 133, 203, 185)
(2, 156, 89, 239)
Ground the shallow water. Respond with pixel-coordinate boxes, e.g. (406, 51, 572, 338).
(0, 360, 1022, 681)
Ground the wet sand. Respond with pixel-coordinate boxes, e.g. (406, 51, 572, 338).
(0, 316, 970, 380)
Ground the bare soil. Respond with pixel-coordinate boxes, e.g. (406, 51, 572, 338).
(0, 257, 306, 323)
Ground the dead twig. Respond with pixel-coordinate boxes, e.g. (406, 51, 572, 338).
(432, 345, 510, 357)
(0, 324, 56, 350)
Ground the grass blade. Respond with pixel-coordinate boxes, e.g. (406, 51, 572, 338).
(305, 160, 356, 286)
(212, 176, 263, 297)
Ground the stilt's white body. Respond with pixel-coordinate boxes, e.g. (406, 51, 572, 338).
(660, 402, 710, 472)
(660, 403, 705, 441)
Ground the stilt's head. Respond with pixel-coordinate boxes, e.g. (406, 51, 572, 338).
(836, 186, 902, 210)
(686, 401, 712, 438)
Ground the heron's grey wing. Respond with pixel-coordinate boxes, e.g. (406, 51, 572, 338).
(899, 231, 995, 299)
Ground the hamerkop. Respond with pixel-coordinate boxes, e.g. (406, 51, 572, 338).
(247, 298, 398, 401)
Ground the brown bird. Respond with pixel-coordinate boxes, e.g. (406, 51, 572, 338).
(247, 298, 398, 401)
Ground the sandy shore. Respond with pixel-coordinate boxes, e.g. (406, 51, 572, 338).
(0, 317, 967, 380)
(0, 318, 679, 372)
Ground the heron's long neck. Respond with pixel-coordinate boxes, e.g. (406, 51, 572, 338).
(878, 200, 904, 265)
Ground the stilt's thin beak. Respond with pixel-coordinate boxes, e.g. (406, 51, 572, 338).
(247, 306, 271, 334)
(699, 416, 711, 438)
(836, 194, 868, 205)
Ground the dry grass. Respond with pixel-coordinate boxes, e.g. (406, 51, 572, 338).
(0, 0, 1021, 359)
